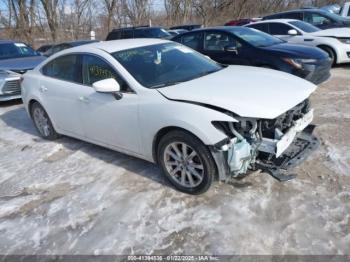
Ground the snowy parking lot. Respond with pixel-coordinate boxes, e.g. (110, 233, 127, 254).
(0, 66, 350, 255)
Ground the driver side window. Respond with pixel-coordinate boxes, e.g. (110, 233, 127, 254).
(305, 13, 331, 26)
(204, 32, 241, 51)
(82, 55, 129, 92)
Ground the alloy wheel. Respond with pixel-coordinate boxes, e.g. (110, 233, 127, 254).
(163, 142, 204, 188)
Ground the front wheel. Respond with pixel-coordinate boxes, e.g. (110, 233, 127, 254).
(31, 102, 59, 140)
(158, 130, 216, 194)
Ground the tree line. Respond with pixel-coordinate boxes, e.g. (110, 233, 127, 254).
(0, 0, 343, 47)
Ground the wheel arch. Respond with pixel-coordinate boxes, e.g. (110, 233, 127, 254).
(28, 99, 40, 118)
(152, 126, 207, 164)
(317, 44, 337, 64)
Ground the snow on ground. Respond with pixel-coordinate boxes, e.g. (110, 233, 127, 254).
(0, 66, 350, 255)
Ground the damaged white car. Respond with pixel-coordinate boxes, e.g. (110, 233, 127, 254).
(21, 39, 319, 194)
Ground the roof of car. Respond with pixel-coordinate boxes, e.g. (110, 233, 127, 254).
(249, 19, 298, 24)
(68, 39, 170, 53)
(265, 8, 328, 17)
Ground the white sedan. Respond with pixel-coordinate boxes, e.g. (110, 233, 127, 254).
(246, 19, 350, 65)
(22, 39, 318, 194)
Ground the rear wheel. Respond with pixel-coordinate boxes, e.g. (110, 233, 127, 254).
(31, 102, 59, 140)
(158, 130, 216, 194)
(319, 46, 336, 66)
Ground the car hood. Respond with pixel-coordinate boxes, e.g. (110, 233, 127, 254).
(0, 56, 46, 73)
(157, 66, 317, 119)
(310, 27, 350, 37)
(260, 43, 326, 59)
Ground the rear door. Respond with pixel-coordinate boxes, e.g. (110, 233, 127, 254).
(39, 54, 85, 136)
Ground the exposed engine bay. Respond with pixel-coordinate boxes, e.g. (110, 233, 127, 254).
(211, 99, 320, 181)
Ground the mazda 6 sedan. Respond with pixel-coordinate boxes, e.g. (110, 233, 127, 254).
(22, 39, 319, 194)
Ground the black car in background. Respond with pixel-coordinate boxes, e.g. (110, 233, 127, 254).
(263, 9, 350, 29)
(44, 40, 98, 57)
(172, 27, 331, 85)
(0, 40, 46, 101)
(169, 24, 202, 31)
(36, 44, 53, 54)
(106, 26, 172, 41)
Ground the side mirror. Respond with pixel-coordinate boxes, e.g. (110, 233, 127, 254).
(288, 29, 298, 36)
(92, 78, 120, 93)
(224, 45, 238, 54)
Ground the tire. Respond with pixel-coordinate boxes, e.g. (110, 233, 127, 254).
(157, 130, 216, 195)
(319, 46, 336, 66)
(31, 102, 59, 140)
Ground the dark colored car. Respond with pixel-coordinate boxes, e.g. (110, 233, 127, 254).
(172, 27, 331, 85)
(106, 26, 172, 41)
(44, 40, 98, 57)
(0, 40, 46, 101)
(263, 9, 350, 29)
(169, 24, 202, 31)
(225, 18, 261, 26)
(36, 44, 53, 54)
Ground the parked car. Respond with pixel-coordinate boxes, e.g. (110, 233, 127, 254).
(36, 44, 53, 54)
(44, 40, 98, 57)
(246, 19, 350, 65)
(22, 39, 319, 194)
(225, 18, 261, 26)
(263, 9, 350, 29)
(0, 40, 46, 101)
(169, 24, 202, 31)
(106, 26, 172, 41)
(172, 27, 331, 85)
(167, 29, 188, 36)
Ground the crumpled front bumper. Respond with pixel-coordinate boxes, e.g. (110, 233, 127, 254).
(211, 109, 319, 182)
(256, 125, 319, 181)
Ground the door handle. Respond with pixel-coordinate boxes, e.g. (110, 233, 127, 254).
(78, 96, 89, 103)
(40, 86, 48, 92)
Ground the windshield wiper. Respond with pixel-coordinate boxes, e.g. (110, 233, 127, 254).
(150, 81, 182, 89)
(150, 69, 221, 89)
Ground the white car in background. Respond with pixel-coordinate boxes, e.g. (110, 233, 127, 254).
(246, 19, 350, 65)
(22, 39, 319, 194)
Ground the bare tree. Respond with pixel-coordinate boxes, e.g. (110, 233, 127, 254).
(40, 0, 60, 42)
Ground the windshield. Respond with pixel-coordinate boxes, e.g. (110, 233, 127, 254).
(112, 43, 223, 88)
(229, 27, 284, 47)
(289, 21, 320, 33)
(0, 43, 38, 60)
(320, 10, 350, 22)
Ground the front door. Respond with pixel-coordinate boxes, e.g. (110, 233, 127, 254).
(78, 54, 141, 154)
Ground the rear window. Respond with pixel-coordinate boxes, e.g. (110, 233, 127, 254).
(106, 31, 121, 40)
(247, 23, 269, 33)
(42, 54, 82, 83)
